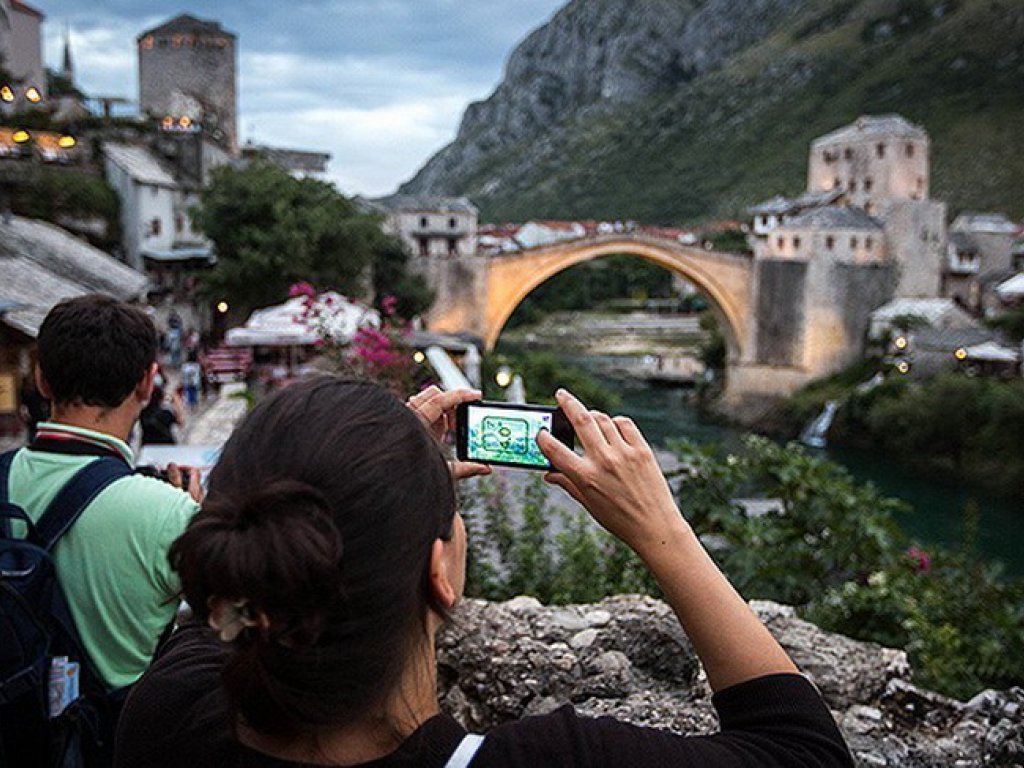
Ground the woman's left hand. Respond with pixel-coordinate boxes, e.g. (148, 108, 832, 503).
(407, 386, 491, 480)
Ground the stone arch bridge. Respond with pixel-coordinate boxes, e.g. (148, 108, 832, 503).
(424, 233, 894, 405)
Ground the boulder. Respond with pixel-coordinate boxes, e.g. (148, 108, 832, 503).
(437, 595, 1024, 767)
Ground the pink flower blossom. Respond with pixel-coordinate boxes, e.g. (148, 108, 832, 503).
(289, 281, 316, 299)
(381, 295, 398, 317)
(906, 546, 932, 574)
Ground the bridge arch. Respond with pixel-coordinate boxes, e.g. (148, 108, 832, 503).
(481, 237, 753, 357)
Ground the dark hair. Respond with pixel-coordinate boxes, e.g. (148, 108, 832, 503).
(169, 377, 456, 738)
(37, 295, 158, 408)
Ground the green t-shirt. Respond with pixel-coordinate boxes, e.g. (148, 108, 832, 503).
(9, 423, 199, 689)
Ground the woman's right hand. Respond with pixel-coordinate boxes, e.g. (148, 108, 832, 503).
(536, 389, 686, 556)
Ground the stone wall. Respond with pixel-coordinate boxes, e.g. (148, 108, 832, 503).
(438, 596, 1024, 767)
(753, 259, 807, 366)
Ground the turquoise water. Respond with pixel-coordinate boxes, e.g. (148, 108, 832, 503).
(575, 358, 1024, 576)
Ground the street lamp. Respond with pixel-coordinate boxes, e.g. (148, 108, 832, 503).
(25, 86, 42, 103)
(896, 361, 910, 375)
(57, 135, 76, 149)
(894, 336, 908, 351)
(954, 348, 968, 361)
(495, 365, 513, 388)
(0, 85, 14, 103)
(12, 130, 30, 144)
(216, 301, 229, 314)
(413, 350, 426, 364)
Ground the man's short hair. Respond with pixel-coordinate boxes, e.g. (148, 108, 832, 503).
(38, 295, 158, 408)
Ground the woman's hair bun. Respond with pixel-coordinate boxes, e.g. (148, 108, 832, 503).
(170, 478, 345, 647)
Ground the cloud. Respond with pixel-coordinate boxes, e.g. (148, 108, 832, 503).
(38, 0, 565, 194)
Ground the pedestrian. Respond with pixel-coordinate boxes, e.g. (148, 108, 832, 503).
(0, 295, 201, 767)
(180, 352, 202, 410)
(115, 379, 852, 767)
(139, 386, 184, 445)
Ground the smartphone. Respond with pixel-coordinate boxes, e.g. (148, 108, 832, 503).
(455, 401, 575, 471)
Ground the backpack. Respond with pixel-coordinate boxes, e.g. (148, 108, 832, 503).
(0, 450, 133, 768)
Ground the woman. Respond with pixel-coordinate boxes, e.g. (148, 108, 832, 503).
(115, 377, 852, 767)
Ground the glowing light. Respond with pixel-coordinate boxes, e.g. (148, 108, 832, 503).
(179, 116, 192, 129)
(954, 348, 968, 361)
(413, 351, 426, 364)
(12, 130, 30, 144)
(0, 85, 14, 103)
(495, 366, 513, 388)
(57, 135, 76, 149)
(216, 301, 229, 314)
(896, 361, 910, 375)
(25, 87, 41, 103)
(162, 116, 174, 130)
(894, 336, 908, 350)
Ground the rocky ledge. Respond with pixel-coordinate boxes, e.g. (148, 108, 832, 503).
(436, 596, 1024, 767)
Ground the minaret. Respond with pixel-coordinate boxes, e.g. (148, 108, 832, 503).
(61, 23, 74, 84)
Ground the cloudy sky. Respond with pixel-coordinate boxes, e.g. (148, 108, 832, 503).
(38, 0, 564, 195)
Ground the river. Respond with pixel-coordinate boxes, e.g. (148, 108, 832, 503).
(540, 351, 1024, 576)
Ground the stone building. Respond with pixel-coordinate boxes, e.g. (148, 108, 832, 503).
(137, 14, 238, 154)
(103, 142, 212, 271)
(0, 0, 45, 112)
(944, 212, 1018, 310)
(808, 115, 931, 213)
(378, 195, 479, 259)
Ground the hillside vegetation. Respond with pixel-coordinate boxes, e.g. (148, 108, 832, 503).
(400, 0, 1024, 225)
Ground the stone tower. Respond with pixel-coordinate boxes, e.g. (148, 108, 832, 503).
(137, 14, 238, 153)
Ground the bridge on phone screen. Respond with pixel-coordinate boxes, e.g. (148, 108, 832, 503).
(424, 232, 894, 407)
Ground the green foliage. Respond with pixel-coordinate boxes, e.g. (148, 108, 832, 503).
(697, 311, 726, 372)
(987, 307, 1024, 343)
(484, 349, 621, 413)
(673, 435, 1024, 699)
(674, 436, 905, 605)
(369, 236, 435, 319)
(461, 474, 657, 604)
(5, 169, 120, 249)
(506, 255, 676, 329)
(193, 161, 387, 315)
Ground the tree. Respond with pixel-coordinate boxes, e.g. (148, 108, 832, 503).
(370, 237, 434, 319)
(194, 161, 389, 315)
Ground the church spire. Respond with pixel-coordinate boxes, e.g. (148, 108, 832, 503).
(62, 22, 74, 82)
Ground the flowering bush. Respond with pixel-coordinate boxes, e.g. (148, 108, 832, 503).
(290, 283, 430, 396)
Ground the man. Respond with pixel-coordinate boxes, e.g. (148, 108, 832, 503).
(6, 295, 200, 692)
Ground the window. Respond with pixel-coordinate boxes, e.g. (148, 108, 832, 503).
(825, 236, 835, 250)
(906, 143, 915, 158)
(150, 218, 162, 236)
(844, 148, 853, 160)
(865, 202, 874, 215)
(833, 177, 841, 189)
(876, 143, 886, 159)
(449, 217, 458, 229)
(419, 216, 428, 228)
(417, 237, 429, 257)
(447, 238, 459, 256)
(849, 180, 858, 192)
(866, 237, 874, 250)
(864, 177, 874, 192)
(850, 237, 858, 249)
(175, 215, 184, 234)
(777, 236, 785, 250)
(793, 237, 802, 250)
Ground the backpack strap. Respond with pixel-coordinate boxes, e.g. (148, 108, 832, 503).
(444, 734, 485, 768)
(34, 457, 133, 551)
(0, 449, 20, 538)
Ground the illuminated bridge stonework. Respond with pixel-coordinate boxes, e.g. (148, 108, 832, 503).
(424, 233, 894, 405)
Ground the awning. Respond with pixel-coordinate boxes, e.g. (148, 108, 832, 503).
(142, 246, 216, 264)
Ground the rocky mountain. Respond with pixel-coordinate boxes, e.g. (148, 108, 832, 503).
(400, 0, 1024, 224)
(439, 595, 1024, 766)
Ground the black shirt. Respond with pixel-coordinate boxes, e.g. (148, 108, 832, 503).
(115, 624, 853, 768)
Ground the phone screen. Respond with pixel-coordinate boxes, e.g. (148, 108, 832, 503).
(460, 403, 561, 469)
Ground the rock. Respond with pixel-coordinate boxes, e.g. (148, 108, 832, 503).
(436, 595, 1024, 767)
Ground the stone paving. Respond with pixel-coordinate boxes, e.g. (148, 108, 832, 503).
(182, 383, 249, 446)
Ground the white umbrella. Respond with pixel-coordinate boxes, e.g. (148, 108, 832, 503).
(225, 293, 379, 348)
